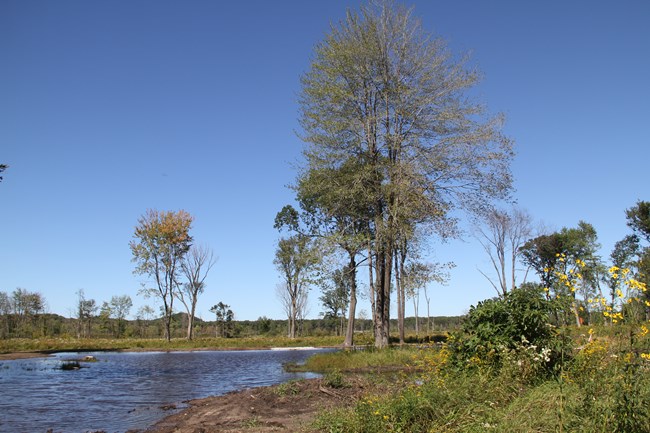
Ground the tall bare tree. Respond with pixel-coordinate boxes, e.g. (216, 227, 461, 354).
(475, 207, 533, 296)
(297, 2, 513, 347)
(177, 244, 217, 340)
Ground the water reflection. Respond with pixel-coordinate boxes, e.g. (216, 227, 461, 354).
(0, 348, 330, 432)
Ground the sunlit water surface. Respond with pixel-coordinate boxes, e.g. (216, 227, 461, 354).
(0, 349, 330, 432)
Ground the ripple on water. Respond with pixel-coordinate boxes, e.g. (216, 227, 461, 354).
(0, 348, 330, 432)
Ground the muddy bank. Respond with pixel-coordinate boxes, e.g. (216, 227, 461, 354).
(0, 352, 51, 361)
(144, 377, 370, 433)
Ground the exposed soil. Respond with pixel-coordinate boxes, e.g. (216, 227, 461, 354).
(0, 352, 50, 360)
(144, 376, 375, 433)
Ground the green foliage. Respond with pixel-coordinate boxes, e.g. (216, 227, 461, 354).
(210, 302, 234, 338)
(323, 369, 349, 389)
(626, 200, 650, 242)
(448, 284, 568, 375)
(298, 0, 513, 349)
(315, 327, 650, 433)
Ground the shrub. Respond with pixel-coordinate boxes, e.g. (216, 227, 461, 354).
(323, 369, 348, 389)
(449, 283, 570, 376)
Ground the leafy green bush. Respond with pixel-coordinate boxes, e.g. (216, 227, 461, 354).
(449, 283, 569, 376)
(323, 369, 349, 389)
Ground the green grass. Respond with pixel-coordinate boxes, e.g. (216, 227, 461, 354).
(312, 326, 650, 433)
(302, 346, 419, 372)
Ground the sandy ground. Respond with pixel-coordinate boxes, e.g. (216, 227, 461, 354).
(143, 377, 371, 433)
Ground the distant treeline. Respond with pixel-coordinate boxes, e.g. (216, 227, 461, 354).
(0, 311, 462, 340)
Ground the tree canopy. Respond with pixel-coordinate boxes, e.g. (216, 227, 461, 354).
(130, 209, 194, 341)
(295, 2, 513, 347)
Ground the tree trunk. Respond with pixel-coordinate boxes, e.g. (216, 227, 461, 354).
(374, 239, 392, 349)
(374, 247, 385, 348)
(290, 295, 297, 339)
(344, 255, 357, 347)
(394, 251, 405, 344)
(187, 301, 197, 340)
(413, 295, 419, 337)
(368, 242, 379, 345)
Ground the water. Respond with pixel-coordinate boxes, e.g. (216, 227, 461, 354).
(0, 348, 331, 433)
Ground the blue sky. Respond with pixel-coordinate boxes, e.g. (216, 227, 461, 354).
(2, 0, 649, 322)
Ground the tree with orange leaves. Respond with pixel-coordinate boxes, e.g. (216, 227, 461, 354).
(130, 209, 193, 341)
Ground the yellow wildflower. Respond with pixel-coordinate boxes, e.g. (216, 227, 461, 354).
(640, 325, 649, 337)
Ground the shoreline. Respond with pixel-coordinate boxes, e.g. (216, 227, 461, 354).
(0, 352, 52, 361)
(144, 375, 369, 433)
(0, 345, 337, 361)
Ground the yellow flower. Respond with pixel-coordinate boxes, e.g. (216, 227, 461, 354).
(640, 325, 649, 337)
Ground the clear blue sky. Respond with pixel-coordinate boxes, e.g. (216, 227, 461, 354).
(2, 0, 648, 321)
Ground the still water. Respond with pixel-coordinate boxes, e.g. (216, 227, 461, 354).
(0, 348, 330, 433)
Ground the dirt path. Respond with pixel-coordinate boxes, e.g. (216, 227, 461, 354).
(144, 377, 370, 433)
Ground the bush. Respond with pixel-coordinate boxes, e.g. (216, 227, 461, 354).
(323, 369, 349, 389)
(449, 284, 570, 376)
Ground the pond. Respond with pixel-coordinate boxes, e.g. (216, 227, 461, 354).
(0, 348, 331, 432)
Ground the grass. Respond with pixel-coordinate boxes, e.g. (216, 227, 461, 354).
(0, 335, 344, 354)
(302, 346, 420, 372)
(311, 325, 650, 433)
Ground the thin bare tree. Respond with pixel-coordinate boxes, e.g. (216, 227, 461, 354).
(475, 207, 533, 296)
(177, 244, 217, 340)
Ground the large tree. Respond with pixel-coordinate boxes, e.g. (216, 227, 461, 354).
(130, 209, 193, 341)
(297, 2, 513, 347)
(276, 160, 370, 347)
(0, 164, 7, 182)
